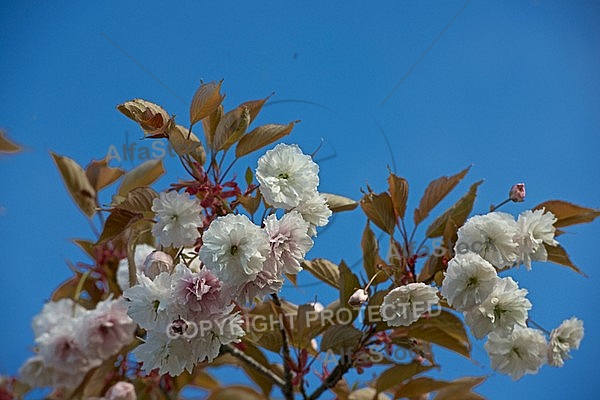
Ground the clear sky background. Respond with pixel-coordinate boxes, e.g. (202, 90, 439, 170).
(1, 1, 599, 399)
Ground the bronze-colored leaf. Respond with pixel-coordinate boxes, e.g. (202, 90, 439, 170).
(51, 152, 97, 218)
(85, 157, 125, 191)
(239, 93, 273, 124)
(238, 191, 261, 216)
(417, 253, 446, 283)
(235, 121, 298, 158)
(301, 258, 340, 288)
(405, 310, 471, 358)
(388, 173, 409, 219)
(190, 80, 225, 125)
(426, 180, 483, 238)
(97, 209, 143, 243)
(168, 124, 206, 164)
(117, 98, 170, 136)
(433, 377, 486, 400)
(320, 325, 362, 354)
(117, 159, 165, 197)
(533, 200, 600, 228)
(206, 386, 264, 400)
(375, 361, 434, 392)
(360, 191, 396, 235)
(339, 260, 360, 321)
(361, 223, 387, 284)
(414, 166, 471, 226)
(73, 239, 96, 259)
(202, 104, 224, 149)
(213, 106, 250, 151)
(238, 342, 275, 397)
(115, 186, 158, 216)
(0, 130, 22, 153)
(323, 193, 359, 213)
(394, 376, 485, 400)
(545, 243, 587, 277)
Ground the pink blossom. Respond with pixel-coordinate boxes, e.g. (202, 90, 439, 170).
(509, 183, 526, 202)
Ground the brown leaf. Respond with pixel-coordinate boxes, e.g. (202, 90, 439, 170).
(168, 124, 206, 164)
(339, 260, 360, 321)
(361, 223, 387, 284)
(72, 239, 96, 259)
(206, 386, 265, 400)
(360, 191, 396, 235)
(238, 191, 261, 215)
(388, 173, 409, 219)
(235, 121, 298, 158)
(202, 104, 224, 149)
(190, 80, 225, 125)
(544, 243, 587, 277)
(115, 186, 158, 216)
(97, 209, 143, 243)
(414, 166, 471, 226)
(533, 200, 600, 228)
(0, 130, 22, 153)
(433, 377, 486, 400)
(239, 94, 273, 124)
(320, 325, 362, 354)
(117, 98, 171, 136)
(117, 159, 165, 197)
(394, 376, 485, 400)
(51, 152, 97, 218)
(375, 361, 434, 392)
(404, 310, 471, 358)
(417, 253, 446, 283)
(426, 180, 483, 238)
(213, 106, 251, 151)
(323, 193, 359, 213)
(301, 258, 341, 288)
(85, 157, 125, 191)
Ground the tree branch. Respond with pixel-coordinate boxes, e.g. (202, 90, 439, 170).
(221, 344, 286, 388)
(307, 355, 353, 400)
(271, 293, 295, 400)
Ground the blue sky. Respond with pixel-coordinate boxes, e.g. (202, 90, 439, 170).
(1, 1, 599, 398)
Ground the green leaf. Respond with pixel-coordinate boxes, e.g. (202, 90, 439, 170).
(245, 166, 254, 186)
(414, 166, 471, 226)
(339, 260, 360, 322)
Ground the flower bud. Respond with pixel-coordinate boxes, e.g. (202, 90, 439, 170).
(143, 250, 174, 279)
(509, 183, 526, 202)
(348, 289, 369, 306)
(106, 381, 136, 400)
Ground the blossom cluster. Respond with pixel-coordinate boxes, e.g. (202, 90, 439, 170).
(441, 211, 584, 380)
(19, 298, 136, 389)
(123, 143, 331, 375)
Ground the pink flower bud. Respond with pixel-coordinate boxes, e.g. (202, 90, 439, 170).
(348, 289, 369, 306)
(106, 381, 136, 400)
(143, 250, 174, 279)
(509, 183, 526, 202)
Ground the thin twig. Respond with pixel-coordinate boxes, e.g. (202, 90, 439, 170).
(221, 344, 286, 387)
(271, 293, 295, 400)
(307, 355, 353, 400)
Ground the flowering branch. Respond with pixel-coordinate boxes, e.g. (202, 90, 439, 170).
(221, 344, 286, 388)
